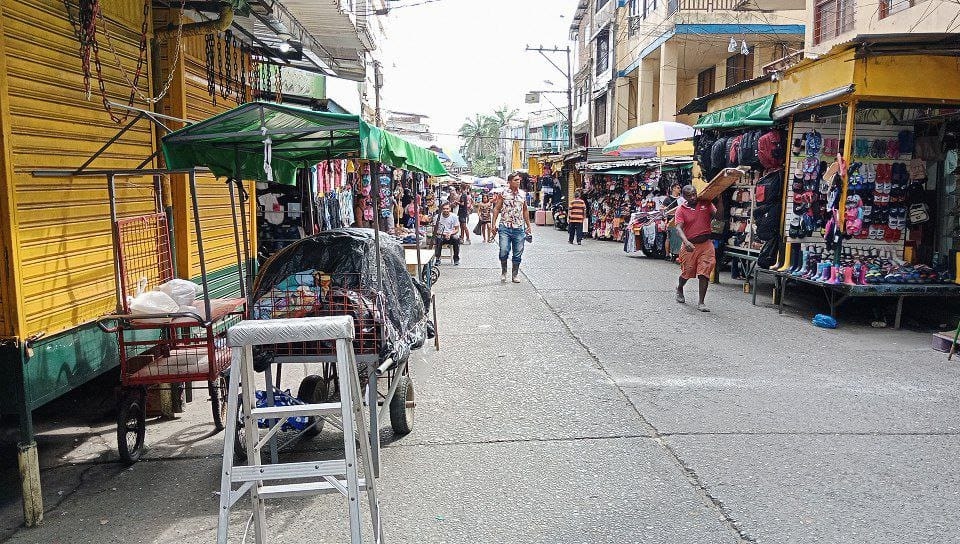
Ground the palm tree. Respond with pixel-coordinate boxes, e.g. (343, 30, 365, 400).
(492, 106, 519, 129)
(459, 114, 490, 160)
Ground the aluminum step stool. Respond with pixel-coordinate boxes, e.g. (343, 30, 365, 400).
(217, 316, 384, 544)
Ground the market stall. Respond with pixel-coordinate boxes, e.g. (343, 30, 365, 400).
(682, 36, 960, 326)
(161, 100, 447, 470)
(692, 94, 787, 281)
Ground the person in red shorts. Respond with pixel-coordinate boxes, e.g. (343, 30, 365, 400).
(674, 185, 723, 312)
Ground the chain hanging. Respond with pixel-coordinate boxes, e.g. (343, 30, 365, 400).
(274, 65, 283, 104)
(250, 52, 260, 101)
(74, 0, 143, 123)
(223, 31, 233, 99)
(100, 0, 187, 105)
(231, 36, 240, 103)
(216, 33, 227, 100)
(205, 33, 216, 105)
(263, 62, 271, 99)
(239, 43, 248, 103)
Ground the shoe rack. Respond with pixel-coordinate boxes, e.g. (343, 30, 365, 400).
(728, 172, 761, 253)
(785, 120, 914, 260)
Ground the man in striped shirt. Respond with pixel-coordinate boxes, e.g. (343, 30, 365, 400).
(567, 190, 587, 245)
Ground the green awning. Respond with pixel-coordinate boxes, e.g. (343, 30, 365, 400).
(693, 94, 775, 130)
(161, 102, 448, 185)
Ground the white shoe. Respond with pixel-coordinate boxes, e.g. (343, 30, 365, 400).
(501, 273, 507, 283)
(511, 275, 521, 284)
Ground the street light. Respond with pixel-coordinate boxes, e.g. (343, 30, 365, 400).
(525, 46, 573, 151)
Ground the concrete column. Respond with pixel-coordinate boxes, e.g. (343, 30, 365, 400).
(18, 442, 42, 526)
(658, 40, 679, 122)
(613, 77, 632, 137)
(638, 58, 656, 125)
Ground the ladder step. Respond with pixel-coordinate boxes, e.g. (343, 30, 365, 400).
(231, 460, 347, 483)
(257, 479, 367, 500)
(250, 402, 342, 419)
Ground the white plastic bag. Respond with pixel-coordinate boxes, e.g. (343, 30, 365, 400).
(127, 291, 180, 324)
(128, 290, 179, 316)
(158, 279, 202, 306)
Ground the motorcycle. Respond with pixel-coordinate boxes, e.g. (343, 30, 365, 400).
(552, 198, 568, 231)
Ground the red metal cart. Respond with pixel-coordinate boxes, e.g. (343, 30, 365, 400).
(98, 171, 248, 464)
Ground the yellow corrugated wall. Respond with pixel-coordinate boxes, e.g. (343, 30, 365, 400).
(172, 19, 253, 282)
(3, 0, 156, 338)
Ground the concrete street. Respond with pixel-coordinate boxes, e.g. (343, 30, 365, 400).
(2, 225, 959, 543)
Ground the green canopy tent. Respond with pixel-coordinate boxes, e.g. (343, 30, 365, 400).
(161, 101, 448, 287)
(161, 101, 448, 184)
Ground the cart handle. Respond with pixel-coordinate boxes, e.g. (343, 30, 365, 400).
(96, 311, 207, 333)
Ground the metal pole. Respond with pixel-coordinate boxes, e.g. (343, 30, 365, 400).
(834, 101, 858, 261)
(189, 170, 213, 321)
(234, 148, 253, 302)
(567, 46, 574, 151)
(370, 161, 384, 292)
(414, 173, 423, 280)
(227, 179, 248, 306)
(107, 173, 123, 313)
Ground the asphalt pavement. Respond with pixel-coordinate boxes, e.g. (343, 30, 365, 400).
(2, 224, 958, 543)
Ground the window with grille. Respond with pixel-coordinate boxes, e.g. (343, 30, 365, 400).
(813, 0, 854, 44)
(725, 48, 754, 87)
(879, 0, 915, 18)
(628, 0, 639, 34)
(596, 30, 610, 76)
(594, 94, 607, 136)
(697, 66, 716, 97)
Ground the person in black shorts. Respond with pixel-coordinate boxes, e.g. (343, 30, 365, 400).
(458, 184, 473, 244)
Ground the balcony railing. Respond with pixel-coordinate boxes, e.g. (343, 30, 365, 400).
(668, 0, 741, 13)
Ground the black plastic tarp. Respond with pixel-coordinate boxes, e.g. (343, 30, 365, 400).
(251, 228, 432, 363)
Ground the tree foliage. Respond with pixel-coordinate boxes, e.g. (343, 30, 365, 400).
(458, 105, 519, 176)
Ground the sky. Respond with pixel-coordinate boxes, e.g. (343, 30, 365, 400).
(379, 0, 580, 152)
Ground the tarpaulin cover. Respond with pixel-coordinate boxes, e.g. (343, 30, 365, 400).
(251, 228, 432, 364)
(693, 94, 776, 130)
(161, 102, 448, 185)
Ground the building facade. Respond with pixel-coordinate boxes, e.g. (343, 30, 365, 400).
(800, 0, 960, 55)
(569, 0, 805, 145)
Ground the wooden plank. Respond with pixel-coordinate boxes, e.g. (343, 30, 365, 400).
(698, 167, 749, 202)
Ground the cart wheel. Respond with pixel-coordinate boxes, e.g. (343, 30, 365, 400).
(389, 374, 415, 435)
(210, 376, 228, 432)
(117, 389, 146, 465)
(430, 264, 440, 284)
(297, 375, 333, 438)
(233, 394, 246, 462)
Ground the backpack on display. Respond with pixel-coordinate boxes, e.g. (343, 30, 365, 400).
(738, 130, 761, 167)
(728, 135, 743, 167)
(758, 234, 780, 268)
(755, 170, 783, 204)
(754, 202, 782, 242)
(695, 132, 717, 174)
(710, 137, 728, 176)
(758, 130, 785, 169)
(908, 203, 930, 225)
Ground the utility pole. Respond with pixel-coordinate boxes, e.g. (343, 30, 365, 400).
(525, 45, 573, 151)
(373, 59, 383, 127)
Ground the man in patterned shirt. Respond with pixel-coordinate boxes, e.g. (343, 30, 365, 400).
(492, 172, 533, 283)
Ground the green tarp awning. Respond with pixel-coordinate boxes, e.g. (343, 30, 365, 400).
(693, 94, 776, 130)
(161, 102, 448, 185)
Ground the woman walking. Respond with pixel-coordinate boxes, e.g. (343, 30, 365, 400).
(477, 193, 494, 242)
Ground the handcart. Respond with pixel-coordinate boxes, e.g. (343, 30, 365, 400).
(235, 229, 432, 473)
(97, 169, 248, 464)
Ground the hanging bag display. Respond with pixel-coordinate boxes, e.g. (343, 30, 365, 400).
(908, 203, 930, 225)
